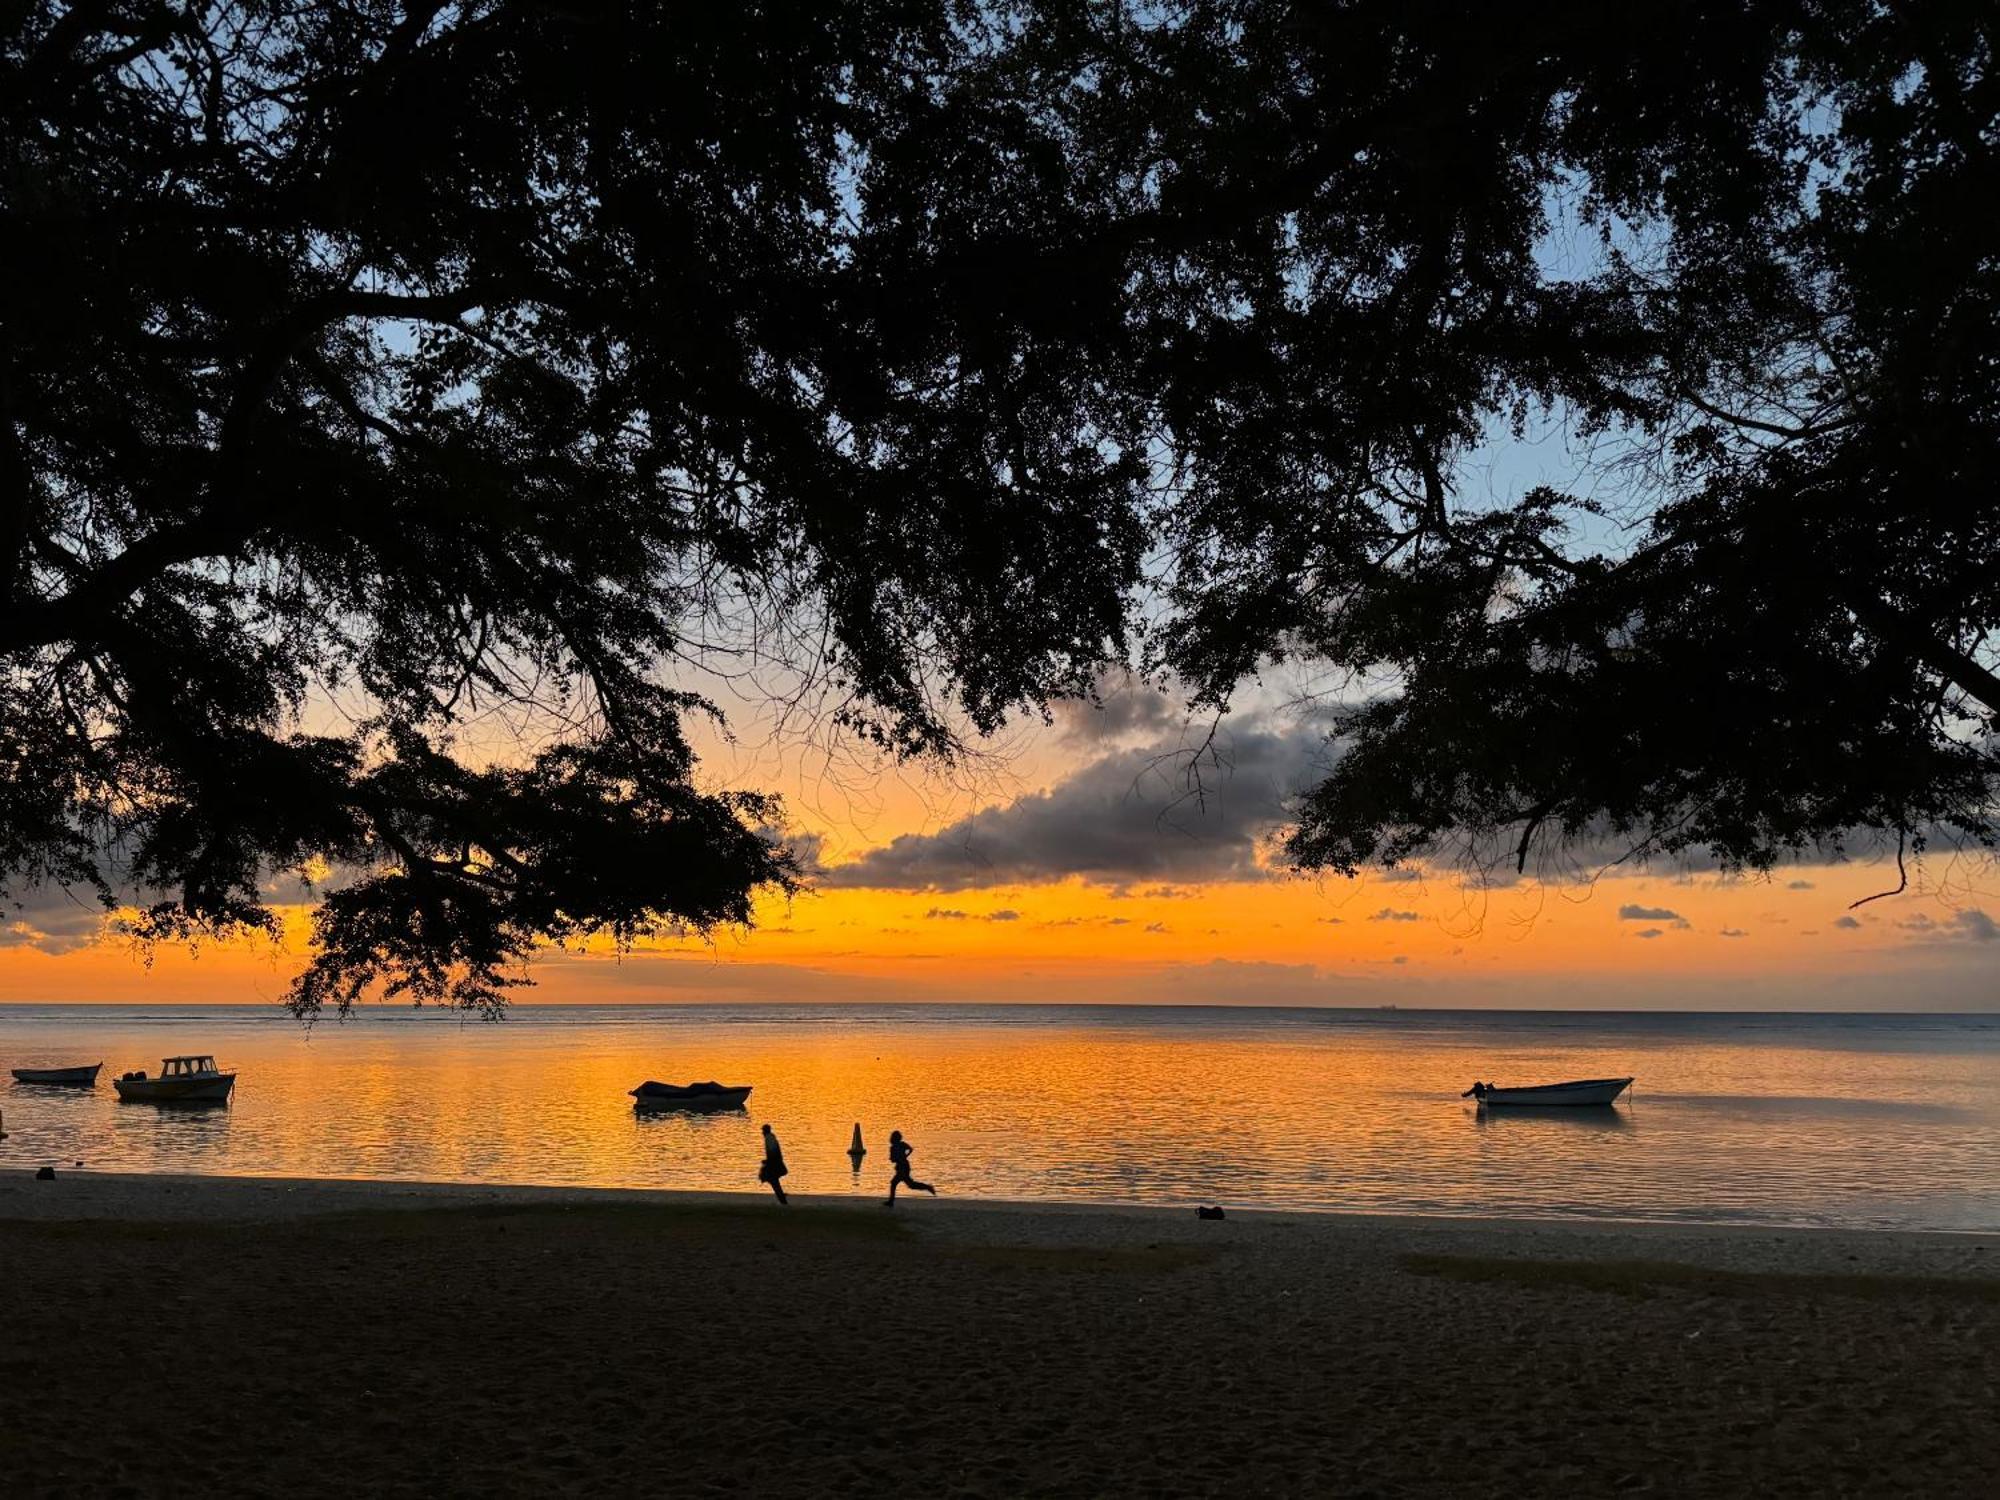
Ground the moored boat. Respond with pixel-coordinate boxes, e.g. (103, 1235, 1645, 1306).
(114, 1055, 236, 1103)
(10, 1062, 103, 1086)
(1463, 1077, 1633, 1107)
(629, 1080, 751, 1112)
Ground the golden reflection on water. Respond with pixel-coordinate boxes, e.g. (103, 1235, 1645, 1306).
(3, 1007, 1997, 1230)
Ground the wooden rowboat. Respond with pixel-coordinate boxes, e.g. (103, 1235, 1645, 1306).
(1464, 1077, 1633, 1107)
(629, 1080, 752, 1112)
(10, 1062, 103, 1086)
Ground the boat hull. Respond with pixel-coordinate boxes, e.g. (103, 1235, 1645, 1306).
(11, 1063, 103, 1086)
(114, 1073, 236, 1103)
(1474, 1077, 1632, 1107)
(630, 1083, 751, 1113)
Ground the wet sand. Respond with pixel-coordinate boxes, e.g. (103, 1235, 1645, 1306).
(1, 1173, 1994, 1497)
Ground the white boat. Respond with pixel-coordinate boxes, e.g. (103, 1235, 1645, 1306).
(629, 1080, 751, 1112)
(1464, 1077, 1633, 1106)
(11, 1062, 103, 1086)
(114, 1055, 236, 1103)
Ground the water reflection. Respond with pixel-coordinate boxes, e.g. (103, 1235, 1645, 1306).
(0, 1005, 1995, 1230)
(1471, 1104, 1633, 1132)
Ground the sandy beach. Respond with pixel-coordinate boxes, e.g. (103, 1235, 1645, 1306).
(1, 1173, 1994, 1498)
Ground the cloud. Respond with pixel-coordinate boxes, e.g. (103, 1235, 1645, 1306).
(1319, 916, 1344, 925)
(1, 887, 117, 955)
(1719, 928, 1748, 938)
(1618, 904, 1682, 922)
(1369, 908, 1421, 922)
(1954, 908, 1998, 942)
(1787, 880, 1816, 890)
(822, 720, 1327, 891)
(1894, 907, 1998, 946)
(1832, 915, 1862, 930)
(988, 909, 1022, 922)
(1634, 927, 1665, 939)
(1051, 672, 1186, 746)
(1144, 922, 1168, 934)
(924, 907, 970, 920)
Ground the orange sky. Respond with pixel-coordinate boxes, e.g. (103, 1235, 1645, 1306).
(4, 852, 1993, 1012)
(3, 684, 1995, 1010)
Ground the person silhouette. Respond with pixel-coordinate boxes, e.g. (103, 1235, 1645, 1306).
(758, 1123, 789, 1205)
(883, 1129, 937, 1207)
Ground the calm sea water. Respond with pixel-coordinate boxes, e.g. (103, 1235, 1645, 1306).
(2, 1004, 1996, 1231)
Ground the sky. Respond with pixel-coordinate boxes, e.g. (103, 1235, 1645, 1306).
(4, 351, 1994, 1011)
(2, 663, 1994, 1011)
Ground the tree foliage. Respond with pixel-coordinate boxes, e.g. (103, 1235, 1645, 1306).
(3, 2, 1994, 1013)
(1, 0, 1148, 1014)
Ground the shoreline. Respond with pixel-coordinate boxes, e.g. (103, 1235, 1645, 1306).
(5, 1168, 1997, 1264)
(4, 1165, 1998, 1242)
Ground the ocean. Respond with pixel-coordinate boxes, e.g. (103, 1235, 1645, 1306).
(2, 1003, 1995, 1231)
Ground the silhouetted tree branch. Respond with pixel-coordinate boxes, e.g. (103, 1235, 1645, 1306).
(3, 2, 1995, 1017)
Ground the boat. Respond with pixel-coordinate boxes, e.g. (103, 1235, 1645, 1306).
(113, 1055, 236, 1103)
(10, 1062, 103, 1086)
(629, 1080, 751, 1112)
(1463, 1077, 1633, 1106)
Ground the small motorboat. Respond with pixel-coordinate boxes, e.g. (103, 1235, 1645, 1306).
(629, 1080, 752, 1112)
(113, 1055, 236, 1103)
(1464, 1077, 1633, 1107)
(10, 1062, 103, 1086)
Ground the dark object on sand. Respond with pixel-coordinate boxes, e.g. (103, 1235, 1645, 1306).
(1196, 1205, 1226, 1220)
(1462, 1077, 1633, 1106)
(11, 1062, 103, 1086)
(35, 1166, 56, 1180)
(629, 1081, 751, 1112)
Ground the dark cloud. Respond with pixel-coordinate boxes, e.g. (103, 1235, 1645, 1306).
(1954, 909, 1998, 942)
(1719, 927, 1748, 938)
(1369, 908, 1421, 922)
(1787, 880, 1816, 890)
(1893, 907, 1997, 945)
(1144, 922, 1168, 934)
(1635, 927, 1665, 938)
(988, 909, 1022, 922)
(1, 889, 113, 955)
(822, 721, 1326, 891)
(1832, 915, 1862, 930)
(1050, 670, 1187, 746)
(1618, 904, 1682, 922)
(924, 907, 970, 920)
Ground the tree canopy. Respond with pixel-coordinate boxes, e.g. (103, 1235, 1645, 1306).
(3, 1, 1994, 1014)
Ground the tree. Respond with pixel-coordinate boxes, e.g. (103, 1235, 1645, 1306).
(1110, 0, 2000, 891)
(1, 1, 1147, 1015)
(858, 0, 1999, 887)
(4, 3, 1994, 1017)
